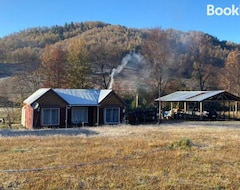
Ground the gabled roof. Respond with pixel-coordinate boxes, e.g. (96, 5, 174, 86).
(24, 88, 112, 106)
(23, 88, 51, 105)
(155, 90, 240, 102)
(54, 89, 112, 106)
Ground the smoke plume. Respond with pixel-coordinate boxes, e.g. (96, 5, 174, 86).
(108, 52, 144, 89)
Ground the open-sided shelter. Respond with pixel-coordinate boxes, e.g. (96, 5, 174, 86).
(21, 88, 126, 129)
(155, 90, 240, 120)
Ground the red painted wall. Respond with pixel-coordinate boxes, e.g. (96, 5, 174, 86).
(25, 105, 34, 129)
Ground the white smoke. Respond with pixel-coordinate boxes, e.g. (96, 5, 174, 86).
(108, 52, 144, 89)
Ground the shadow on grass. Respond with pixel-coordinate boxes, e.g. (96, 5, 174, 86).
(159, 120, 240, 128)
(0, 128, 99, 137)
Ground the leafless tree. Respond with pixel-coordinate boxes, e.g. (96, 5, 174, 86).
(189, 33, 218, 90)
(89, 43, 124, 89)
(141, 28, 171, 121)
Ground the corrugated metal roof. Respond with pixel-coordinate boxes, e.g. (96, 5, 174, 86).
(155, 90, 225, 102)
(189, 91, 225, 101)
(54, 89, 112, 105)
(98, 89, 112, 103)
(23, 88, 112, 106)
(23, 88, 51, 105)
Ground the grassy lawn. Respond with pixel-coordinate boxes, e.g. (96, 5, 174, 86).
(0, 124, 239, 189)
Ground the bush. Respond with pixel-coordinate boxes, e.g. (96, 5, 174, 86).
(169, 138, 192, 150)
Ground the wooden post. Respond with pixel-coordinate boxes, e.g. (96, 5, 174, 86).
(199, 102, 203, 113)
(96, 106, 99, 126)
(184, 102, 187, 113)
(235, 101, 238, 119)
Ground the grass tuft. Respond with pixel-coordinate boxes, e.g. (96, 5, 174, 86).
(169, 138, 192, 150)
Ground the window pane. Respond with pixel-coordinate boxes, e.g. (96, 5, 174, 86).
(112, 108, 119, 122)
(42, 108, 50, 125)
(42, 108, 59, 126)
(51, 109, 59, 124)
(71, 107, 88, 123)
(105, 107, 119, 124)
(105, 109, 112, 122)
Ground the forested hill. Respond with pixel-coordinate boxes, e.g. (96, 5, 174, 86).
(0, 21, 144, 63)
(1, 21, 240, 101)
(0, 21, 239, 65)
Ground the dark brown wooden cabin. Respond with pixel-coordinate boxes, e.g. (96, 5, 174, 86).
(21, 88, 126, 129)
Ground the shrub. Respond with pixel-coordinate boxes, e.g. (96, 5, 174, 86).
(169, 138, 192, 150)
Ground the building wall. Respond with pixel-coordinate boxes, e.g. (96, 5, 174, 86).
(100, 91, 125, 107)
(24, 104, 34, 129)
(60, 107, 66, 127)
(37, 90, 67, 106)
(99, 91, 126, 125)
(99, 107, 104, 125)
(88, 107, 96, 126)
(31, 90, 67, 128)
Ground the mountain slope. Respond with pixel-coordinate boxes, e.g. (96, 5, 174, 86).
(0, 21, 240, 99)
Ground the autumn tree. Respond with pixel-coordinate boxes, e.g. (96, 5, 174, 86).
(40, 44, 67, 88)
(222, 49, 240, 96)
(65, 38, 91, 88)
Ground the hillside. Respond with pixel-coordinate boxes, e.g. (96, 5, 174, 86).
(0, 21, 144, 64)
(0, 21, 238, 66)
(0, 21, 240, 102)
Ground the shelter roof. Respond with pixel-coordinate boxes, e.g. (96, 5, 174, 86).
(155, 90, 240, 102)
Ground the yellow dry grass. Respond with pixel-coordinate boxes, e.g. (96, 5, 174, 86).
(0, 122, 240, 189)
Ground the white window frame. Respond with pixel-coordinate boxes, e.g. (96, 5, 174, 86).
(104, 107, 120, 124)
(71, 107, 88, 124)
(41, 108, 60, 126)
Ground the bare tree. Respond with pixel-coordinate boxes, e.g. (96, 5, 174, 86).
(189, 33, 217, 90)
(141, 28, 171, 121)
(0, 84, 19, 128)
(89, 43, 124, 89)
(14, 62, 42, 102)
(141, 28, 170, 96)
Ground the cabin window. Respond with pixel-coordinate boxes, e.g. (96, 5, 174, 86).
(41, 108, 60, 126)
(71, 107, 88, 124)
(104, 107, 120, 124)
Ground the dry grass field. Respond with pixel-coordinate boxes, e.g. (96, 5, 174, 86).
(0, 121, 240, 189)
